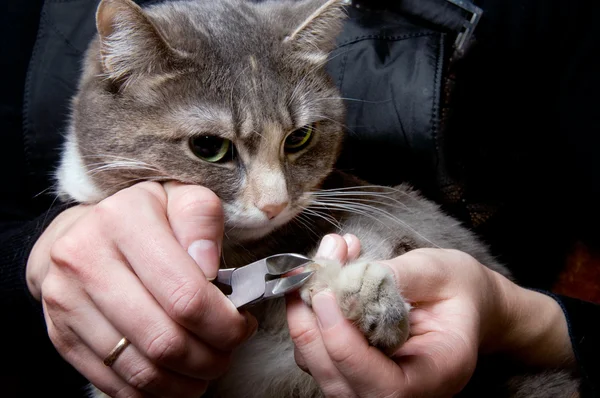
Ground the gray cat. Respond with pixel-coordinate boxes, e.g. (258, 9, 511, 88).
(56, 0, 580, 397)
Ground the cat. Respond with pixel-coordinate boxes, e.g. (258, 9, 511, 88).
(56, 0, 580, 397)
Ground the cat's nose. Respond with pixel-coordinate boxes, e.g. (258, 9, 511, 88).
(260, 202, 289, 220)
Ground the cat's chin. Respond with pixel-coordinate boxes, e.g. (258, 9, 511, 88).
(224, 224, 279, 242)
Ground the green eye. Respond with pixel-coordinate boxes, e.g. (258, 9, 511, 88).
(189, 135, 233, 163)
(285, 124, 314, 153)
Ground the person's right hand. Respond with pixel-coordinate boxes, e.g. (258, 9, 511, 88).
(26, 182, 257, 398)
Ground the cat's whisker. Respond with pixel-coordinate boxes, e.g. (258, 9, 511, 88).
(291, 214, 321, 242)
(308, 200, 440, 248)
(86, 161, 163, 177)
(309, 186, 418, 211)
(83, 159, 157, 167)
(303, 208, 341, 230)
(302, 207, 343, 231)
(309, 192, 413, 213)
(34, 186, 55, 198)
(310, 196, 412, 213)
(307, 97, 393, 104)
(312, 185, 417, 199)
(312, 185, 397, 193)
(86, 164, 160, 173)
(107, 176, 171, 191)
(79, 154, 155, 164)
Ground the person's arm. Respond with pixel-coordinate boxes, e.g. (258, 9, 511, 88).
(483, 274, 576, 369)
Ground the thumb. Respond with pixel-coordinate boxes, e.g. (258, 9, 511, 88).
(312, 292, 404, 397)
(164, 182, 224, 280)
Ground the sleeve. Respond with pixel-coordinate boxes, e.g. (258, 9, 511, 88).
(550, 294, 600, 398)
(0, 204, 89, 397)
(0, 204, 69, 313)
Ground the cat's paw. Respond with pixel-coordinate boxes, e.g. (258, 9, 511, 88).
(300, 259, 410, 355)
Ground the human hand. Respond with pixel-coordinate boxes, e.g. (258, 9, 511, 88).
(26, 182, 257, 398)
(287, 239, 574, 397)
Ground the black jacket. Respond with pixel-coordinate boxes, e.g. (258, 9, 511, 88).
(1, 0, 599, 396)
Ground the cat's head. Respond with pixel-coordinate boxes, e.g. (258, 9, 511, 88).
(59, 0, 347, 241)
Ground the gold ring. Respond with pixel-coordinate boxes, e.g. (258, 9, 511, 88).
(103, 337, 130, 367)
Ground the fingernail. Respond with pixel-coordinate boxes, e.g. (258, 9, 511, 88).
(342, 233, 354, 247)
(313, 292, 342, 330)
(188, 240, 219, 280)
(316, 235, 337, 258)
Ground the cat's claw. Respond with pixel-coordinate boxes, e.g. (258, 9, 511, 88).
(300, 259, 411, 355)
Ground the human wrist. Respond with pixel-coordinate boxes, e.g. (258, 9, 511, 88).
(484, 272, 575, 369)
(26, 205, 90, 300)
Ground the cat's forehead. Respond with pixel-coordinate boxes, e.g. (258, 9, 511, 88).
(149, 1, 284, 63)
(169, 103, 296, 141)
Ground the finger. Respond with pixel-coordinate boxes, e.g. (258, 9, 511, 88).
(405, 308, 448, 336)
(66, 299, 210, 397)
(93, 182, 253, 351)
(312, 291, 404, 397)
(342, 234, 361, 261)
(378, 249, 452, 302)
(81, 256, 232, 380)
(286, 294, 357, 397)
(294, 346, 309, 374)
(163, 182, 223, 281)
(287, 234, 358, 396)
(43, 302, 144, 398)
(394, 332, 477, 396)
(315, 234, 350, 264)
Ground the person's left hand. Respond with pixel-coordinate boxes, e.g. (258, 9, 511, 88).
(285, 235, 488, 398)
(286, 234, 574, 398)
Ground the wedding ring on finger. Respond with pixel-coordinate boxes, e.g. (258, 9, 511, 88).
(103, 337, 131, 367)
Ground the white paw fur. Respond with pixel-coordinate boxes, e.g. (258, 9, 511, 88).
(300, 258, 411, 355)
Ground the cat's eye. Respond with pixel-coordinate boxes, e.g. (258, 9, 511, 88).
(189, 135, 233, 163)
(284, 124, 315, 153)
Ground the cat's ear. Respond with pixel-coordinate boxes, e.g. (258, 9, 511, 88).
(284, 0, 346, 58)
(96, 0, 180, 86)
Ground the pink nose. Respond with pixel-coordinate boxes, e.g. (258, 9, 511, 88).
(260, 202, 288, 220)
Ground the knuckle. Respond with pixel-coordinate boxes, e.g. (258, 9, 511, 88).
(145, 329, 187, 365)
(289, 324, 321, 349)
(168, 281, 210, 325)
(329, 341, 360, 368)
(125, 365, 163, 392)
(129, 181, 168, 206)
(95, 183, 161, 221)
(94, 196, 123, 221)
(92, 198, 131, 233)
(41, 275, 70, 311)
(173, 186, 223, 220)
(49, 235, 83, 270)
(49, 236, 95, 282)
